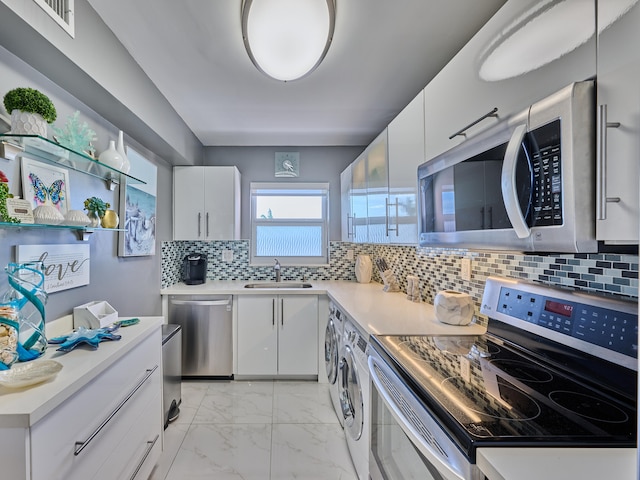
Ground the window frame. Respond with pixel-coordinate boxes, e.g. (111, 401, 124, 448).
(250, 182, 330, 266)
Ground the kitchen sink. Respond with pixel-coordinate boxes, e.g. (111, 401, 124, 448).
(243, 282, 313, 289)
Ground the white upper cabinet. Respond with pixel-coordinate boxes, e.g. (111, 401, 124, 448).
(173, 166, 241, 241)
(351, 150, 369, 243)
(595, 0, 640, 244)
(340, 164, 353, 242)
(387, 91, 425, 244)
(424, 0, 596, 161)
(365, 130, 390, 244)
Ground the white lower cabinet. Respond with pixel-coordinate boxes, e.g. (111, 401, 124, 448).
(27, 329, 162, 480)
(236, 295, 318, 377)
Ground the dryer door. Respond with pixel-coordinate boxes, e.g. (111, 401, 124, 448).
(339, 344, 364, 440)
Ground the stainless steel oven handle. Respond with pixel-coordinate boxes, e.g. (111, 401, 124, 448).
(368, 356, 465, 480)
(501, 123, 530, 239)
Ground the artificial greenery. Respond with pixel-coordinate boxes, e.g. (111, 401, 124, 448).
(83, 197, 110, 218)
(0, 170, 20, 224)
(3, 87, 57, 124)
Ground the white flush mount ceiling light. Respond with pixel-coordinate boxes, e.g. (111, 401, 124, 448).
(241, 0, 336, 82)
(478, 0, 638, 81)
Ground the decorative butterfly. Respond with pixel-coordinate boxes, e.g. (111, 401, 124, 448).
(28, 173, 65, 206)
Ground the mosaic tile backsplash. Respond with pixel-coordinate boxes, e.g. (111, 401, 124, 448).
(163, 240, 638, 324)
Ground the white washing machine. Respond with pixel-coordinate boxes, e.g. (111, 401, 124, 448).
(339, 320, 370, 480)
(325, 301, 345, 427)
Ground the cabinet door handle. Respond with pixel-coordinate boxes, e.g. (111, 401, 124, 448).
(74, 366, 158, 456)
(206, 212, 210, 238)
(597, 104, 622, 220)
(385, 198, 399, 236)
(346, 215, 354, 238)
(281, 298, 284, 326)
(272, 298, 275, 326)
(449, 107, 499, 139)
(128, 434, 160, 480)
(197, 212, 202, 238)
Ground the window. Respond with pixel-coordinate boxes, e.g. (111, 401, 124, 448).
(250, 182, 329, 266)
(34, 0, 75, 38)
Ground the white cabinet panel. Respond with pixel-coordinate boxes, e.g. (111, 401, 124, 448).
(237, 295, 318, 377)
(30, 329, 162, 480)
(424, 0, 596, 161)
(173, 166, 241, 241)
(278, 295, 318, 375)
(388, 91, 424, 244)
(596, 1, 640, 243)
(366, 130, 390, 244)
(340, 164, 353, 242)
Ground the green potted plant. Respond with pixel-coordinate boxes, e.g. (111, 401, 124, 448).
(3, 87, 57, 137)
(83, 196, 110, 227)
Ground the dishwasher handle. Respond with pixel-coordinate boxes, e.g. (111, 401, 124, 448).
(170, 299, 230, 307)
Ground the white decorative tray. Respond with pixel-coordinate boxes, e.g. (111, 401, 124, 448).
(0, 360, 63, 388)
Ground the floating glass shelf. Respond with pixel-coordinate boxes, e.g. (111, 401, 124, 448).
(0, 220, 124, 241)
(0, 134, 146, 188)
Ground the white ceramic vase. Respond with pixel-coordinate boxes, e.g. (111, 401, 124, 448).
(355, 255, 372, 283)
(116, 130, 131, 174)
(98, 140, 124, 170)
(10, 110, 47, 136)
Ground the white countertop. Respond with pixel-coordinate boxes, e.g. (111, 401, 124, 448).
(477, 447, 638, 480)
(0, 316, 163, 428)
(161, 280, 638, 478)
(161, 280, 487, 336)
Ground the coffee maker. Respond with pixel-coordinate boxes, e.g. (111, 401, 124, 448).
(182, 253, 207, 285)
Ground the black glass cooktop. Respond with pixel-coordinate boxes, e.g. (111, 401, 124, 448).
(371, 332, 637, 451)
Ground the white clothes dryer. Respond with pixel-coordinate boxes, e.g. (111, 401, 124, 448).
(325, 302, 346, 427)
(339, 320, 370, 480)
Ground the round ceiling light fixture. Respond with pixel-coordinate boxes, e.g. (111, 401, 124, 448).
(241, 0, 336, 82)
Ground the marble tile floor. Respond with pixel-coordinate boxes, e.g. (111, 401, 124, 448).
(150, 380, 359, 480)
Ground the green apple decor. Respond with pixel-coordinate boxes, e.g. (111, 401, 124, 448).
(3, 87, 57, 136)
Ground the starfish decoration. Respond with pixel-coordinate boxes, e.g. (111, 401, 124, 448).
(48, 325, 122, 352)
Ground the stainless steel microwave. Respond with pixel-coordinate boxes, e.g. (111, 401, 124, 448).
(418, 81, 596, 252)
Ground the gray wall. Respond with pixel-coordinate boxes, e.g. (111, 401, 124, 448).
(0, 0, 203, 166)
(204, 146, 364, 240)
(0, 42, 174, 321)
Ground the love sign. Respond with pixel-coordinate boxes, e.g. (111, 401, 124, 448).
(16, 244, 90, 293)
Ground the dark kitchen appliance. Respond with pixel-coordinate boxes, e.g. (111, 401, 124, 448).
(368, 276, 637, 480)
(182, 252, 207, 285)
(417, 81, 596, 253)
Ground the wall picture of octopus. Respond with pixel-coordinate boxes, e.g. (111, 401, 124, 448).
(118, 147, 156, 257)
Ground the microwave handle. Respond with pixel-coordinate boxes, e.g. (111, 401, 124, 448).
(501, 124, 530, 239)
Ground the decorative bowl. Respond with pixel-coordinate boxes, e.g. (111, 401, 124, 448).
(33, 205, 64, 225)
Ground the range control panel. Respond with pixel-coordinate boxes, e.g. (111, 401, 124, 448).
(481, 276, 638, 368)
(497, 287, 637, 358)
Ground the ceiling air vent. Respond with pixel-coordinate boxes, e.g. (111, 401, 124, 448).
(34, 0, 75, 37)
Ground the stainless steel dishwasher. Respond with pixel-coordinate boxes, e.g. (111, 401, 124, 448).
(168, 295, 233, 378)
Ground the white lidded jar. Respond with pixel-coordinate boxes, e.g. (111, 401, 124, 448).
(355, 254, 372, 283)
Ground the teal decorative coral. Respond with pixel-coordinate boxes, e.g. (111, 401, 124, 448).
(51, 111, 97, 156)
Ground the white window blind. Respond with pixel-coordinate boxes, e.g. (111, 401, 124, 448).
(250, 182, 330, 266)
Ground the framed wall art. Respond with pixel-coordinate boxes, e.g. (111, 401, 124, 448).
(118, 147, 157, 257)
(20, 156, 71, 216)
(15, 244, 90, 293)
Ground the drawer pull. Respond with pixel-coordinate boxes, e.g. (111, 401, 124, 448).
(129, 434, 160, 480)
(74, 365, 158, 456)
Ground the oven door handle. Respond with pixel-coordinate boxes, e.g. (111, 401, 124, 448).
(368, 356, 466, 480)
(501, 123, 531, 239)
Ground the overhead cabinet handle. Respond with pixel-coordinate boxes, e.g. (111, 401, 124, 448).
(197, 212, 202, 238)
(449, 107, 499, 139)
(597, 104, 621, 220)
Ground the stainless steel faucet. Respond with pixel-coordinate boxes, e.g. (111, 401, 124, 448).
(274, 259, 281, 282)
